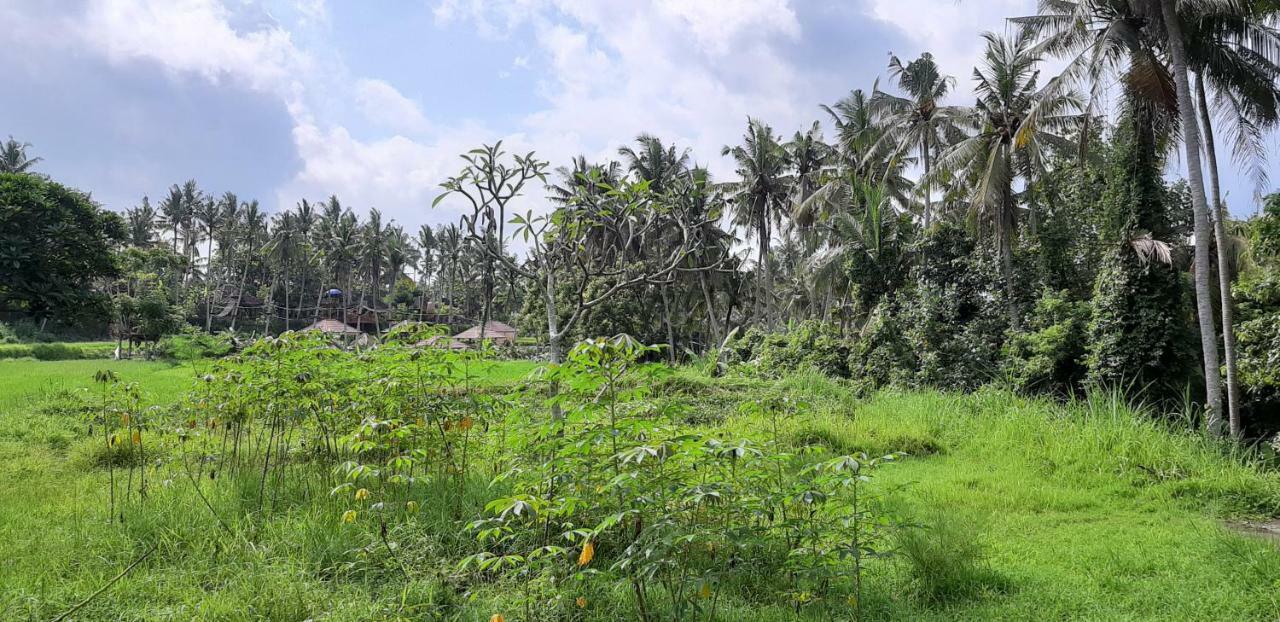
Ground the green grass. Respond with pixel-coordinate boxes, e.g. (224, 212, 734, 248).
(0, 341, 118, 361)
(2, 361, 1280, 620)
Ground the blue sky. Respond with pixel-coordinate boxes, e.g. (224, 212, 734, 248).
(1, 0, 1271, 234)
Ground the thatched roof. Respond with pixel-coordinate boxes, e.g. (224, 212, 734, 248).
(453, 321, 518, 341)
(300, 319, 363, 335)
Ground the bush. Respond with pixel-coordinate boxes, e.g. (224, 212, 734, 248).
(155, 329, 234, 360)
(847, 298, 915, 392)
(1002, 290, 1090, 395)
(896, 509, 1008, 604)
(726, 320, 853, 378)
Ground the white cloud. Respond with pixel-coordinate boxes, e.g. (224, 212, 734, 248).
(78, 0, 311, 101)
(354, 78, 432, 135)
(865, 0, 1034, 101)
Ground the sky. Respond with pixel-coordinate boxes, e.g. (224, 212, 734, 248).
(1, 0, 1271, 235)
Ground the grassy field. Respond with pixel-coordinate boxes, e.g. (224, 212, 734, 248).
(2, 358, 1280, 620)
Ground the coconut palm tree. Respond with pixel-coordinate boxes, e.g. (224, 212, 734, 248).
(415, 224, 437, 313)
(1160, 0, 1224, 434)
(0, 137, 42, 173)
(267, 212, 307, 332)
(229, 200, 266, 332)
(721, 118, 792, 325)
(618, 134, 690, 195)
(193, 196, 223, 331)
(929, 30, 1081, 330)
(870, 53, 968, 228)
(125, 198, 159, 248)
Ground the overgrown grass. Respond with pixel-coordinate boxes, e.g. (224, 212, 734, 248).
(0, 341, 117, 361)
(2, 360, 1280, 620)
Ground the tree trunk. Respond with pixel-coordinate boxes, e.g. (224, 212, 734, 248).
(1163, 0, 1225, 435)
(757, 212, 772, 326)
(999, 181, 1021, 331)
(204, 235, 215, 332)
(229, 249, 252, 332)
(698, 270, 721, 350)
(1196, 73, 1242, 437)
(660, 283, 676, 365)
(543, 268, 564, 421)
(922, 133, 933, 229)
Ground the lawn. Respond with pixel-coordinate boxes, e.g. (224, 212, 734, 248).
(1, 358, 1279, 620)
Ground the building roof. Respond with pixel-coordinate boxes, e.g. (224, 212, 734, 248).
(418, 335, 470, 350)
(300, 319, 363, 335)
(453, 321, 518, 340)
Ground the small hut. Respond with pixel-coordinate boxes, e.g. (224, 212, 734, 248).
(418, 335, 470, 351)
(300, 319, 370, 347)
(452, 320, 518, 345)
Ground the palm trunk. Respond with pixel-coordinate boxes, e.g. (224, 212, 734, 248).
(1000, 176, 1020, 331)
(698, 270, 721, 350)
(757, 213, 772, 326)
(204, 235, 215, 332)
(1196, 73, 1242, 437)
(922, 133, 933, 229)
(1163, 0, 1224, 435)
(660, 283, 676, 365)
(229, 248, 252, 332)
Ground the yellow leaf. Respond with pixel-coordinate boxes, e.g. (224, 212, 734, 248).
(699, 583, 712, 599)
(131, 430, 141, 445)
(120, 413, 130, 426)
(109, 433, 118, 447)
(489, 615, 505, 622)
(354, 488, 370, 501)
(577, 540, 595, 567)
(458, 416, 474, 431)
(406, 500, 419, 513)
(575, 596, 587, 608)
(341, 510, 357, 524)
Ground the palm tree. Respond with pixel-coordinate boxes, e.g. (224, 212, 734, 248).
(722, 118, 792, 325)
(436, 224, 463, 325)
(292, 199, 316, 321)
(549, 156, 624, 205)
(264, 212, 300, 332)
(415, 224, 437, 316)
(787, 121, 834, 222)
(230, 200, 266, 332)
(870, 53, 968, 228)
(618, 134, 690, 195)
(360, 208, 388, 331)
(1160, 0, 1223, 434)
(194, 196, 223, 332)
(125, 197, 159, 248)
(930, 31, 1080, 330)
(0, 137, 42, 173)
(384, 226, 418, 302)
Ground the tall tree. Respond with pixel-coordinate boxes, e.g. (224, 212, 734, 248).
(721, 119, 792, 325)
(1160, 0, 1224, 435)
(931, 31, 1080, 329)
(870, 53, 966, 228)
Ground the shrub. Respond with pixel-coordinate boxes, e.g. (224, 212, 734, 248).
(847, 298, 915, 391)
(727, 321, 853, 378)
(1002, 290, 1090, 395)
(155, 329, 234, 360)
(896, 509, 1008, 604)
